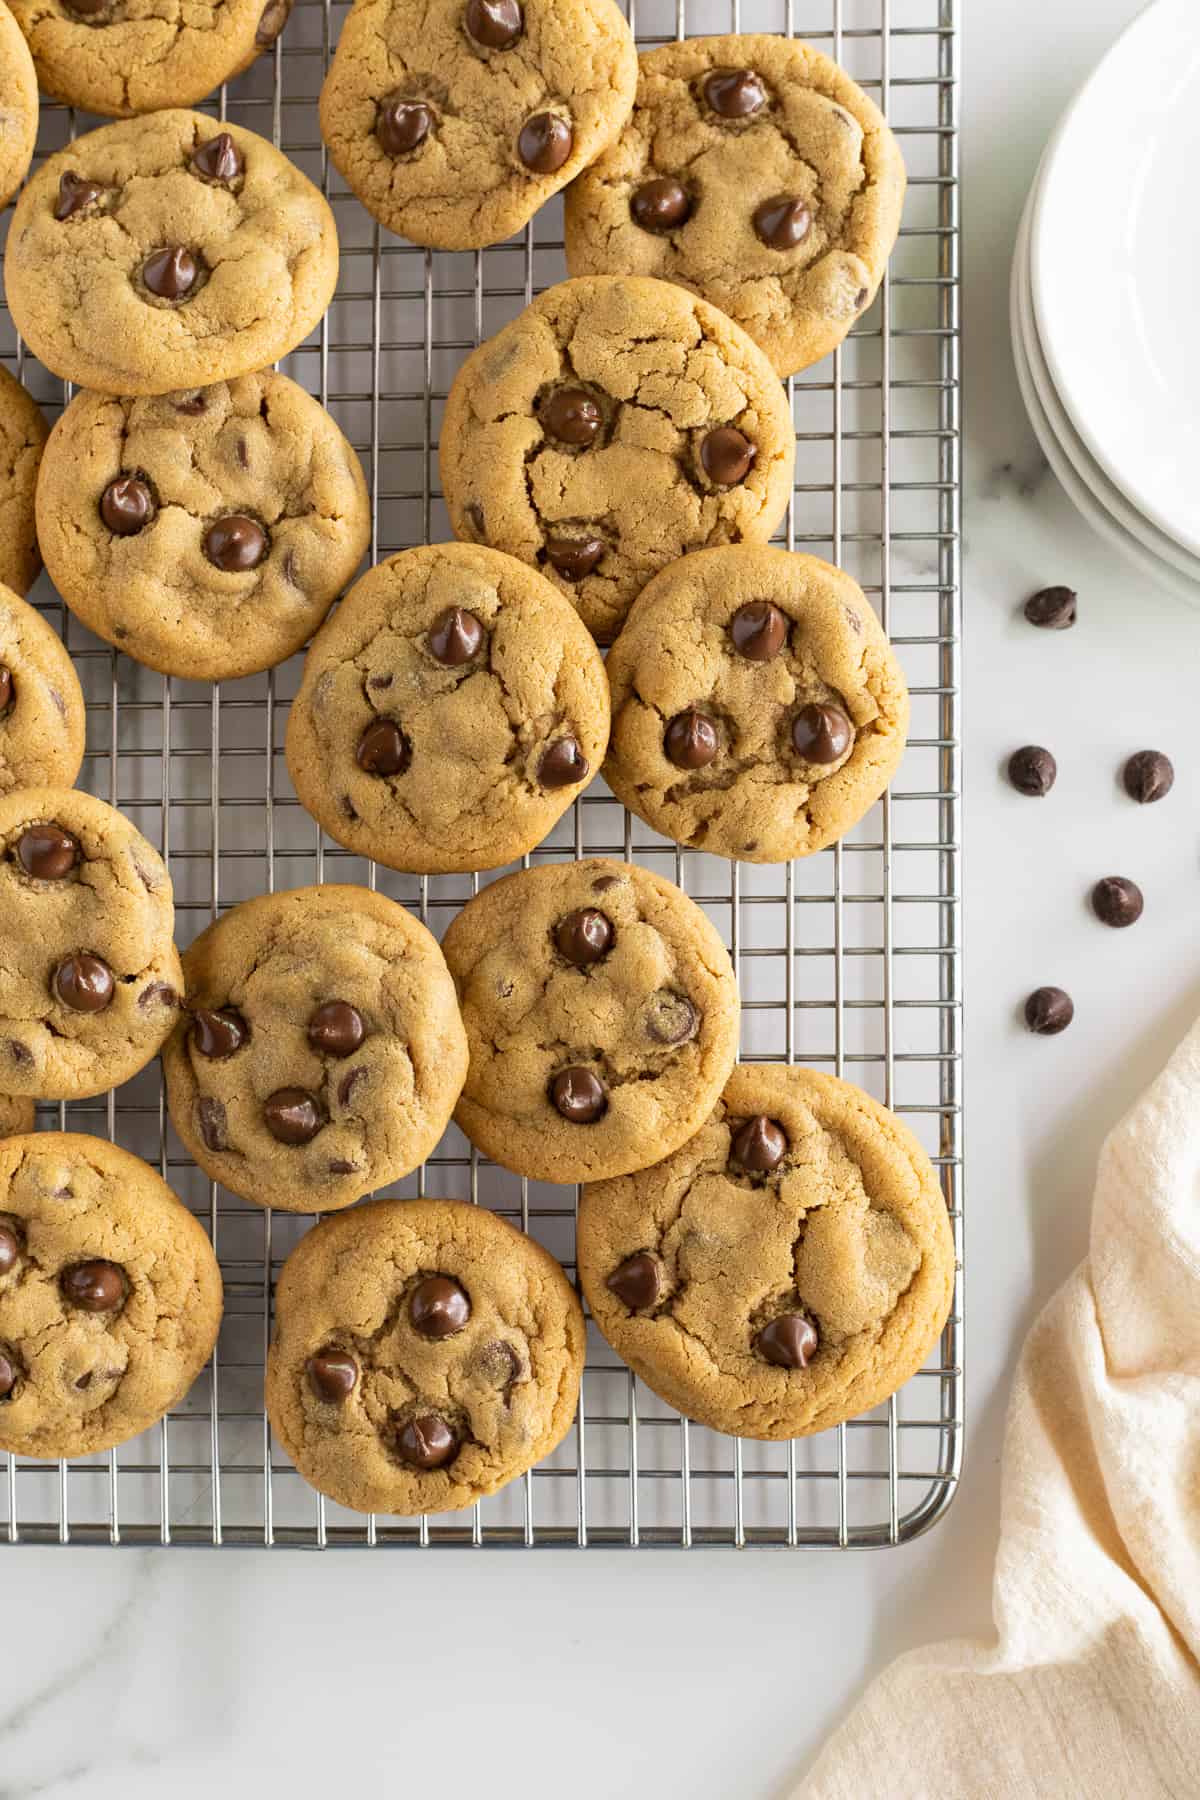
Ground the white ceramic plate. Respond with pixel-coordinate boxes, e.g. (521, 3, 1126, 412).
(1030, 0, 1200, 559)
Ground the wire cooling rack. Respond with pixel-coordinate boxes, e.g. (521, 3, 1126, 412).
(0, 0, 961, 1548)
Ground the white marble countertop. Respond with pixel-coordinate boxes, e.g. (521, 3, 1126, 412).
(8, 2, 1200, 1794)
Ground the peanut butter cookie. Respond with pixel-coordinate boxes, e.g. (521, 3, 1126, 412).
(0, 365, 48, 597)
(0, 0, 36, 209)
(0, 584, 86, 795)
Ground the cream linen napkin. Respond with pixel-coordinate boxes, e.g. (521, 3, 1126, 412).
(796, 1018, 1200, 1800)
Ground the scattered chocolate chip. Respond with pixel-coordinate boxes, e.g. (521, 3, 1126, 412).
(1091, 876, 1143, 929)
(464, 0, 522, 48)
(1024, 584, 1076, 630)
(409, 1275, 471, 1339)
(307, 1349, 357, 1402)
(475, 1339, 520, 1393)
(256, 0, 290, 46)
(235, 436, 249, 471)
(540, 387, 603, 447)
(731, 1115, 788, 1172)
(65, 0, 108, 12)
(518, 113, 573, 175)
(337, 1067, 366, 1108)
(0, 1351, 19, 1399)
(378, 97, 434, 157)
(6, 1041, 32, 1067)
(192, 1007, 248, 1058)
(191, 133, 244, 185)
(549, 1065, 607, 1124)
(197, 1097, 227, 1152)
(142, 246, 200, 301)
(1123, 750, 1173, 805)
(753, 196, 812, 249)
(327, 1159, 357, 1175)
(281, 549, 300, 587)
(340, 795, 359, 822)
(791, 702, 853, 764)
(704, 68, 766, 117)
(645, 990, 698, 1045)
(395, 1412, 459, 1469)
(54, 170, 107, 220)
(0, 1224, 21, 1276)
(16, 823, 78, 880)
(593, 874, 621, 892)
(204, 514, 268, 571)
(53, 953, 114, 1014)
(730, 600, 787, 661)
(1024, 986, 1073, 1035)
(138, 982, 177, 1011)
(854, 286, 869, 309)
(631, 176, 691, 233)
(537, 735, 588, 789)
(175, 393, 207, 415)
(100, 476, 154, 536)
(544, 534, 605, 580)
(0, 665, 12, 713)
(263, 1088, 324, 1145)
(700, 426, 756, 486)
(1008, 745, 1056, 797)
(664, 708, 718, 770)
(356, 718, 410, 776)
(428, 606, 485, 665)
(756, 1313, 817, 1368)
(554, 908, 613, 966)
(607, 1251, 663, 1310)
(61, 1260, 126, 1314)
(308, 1001, 365, 1058)
(74, 1371, 93, 1390)
(368, 674, 393, 690)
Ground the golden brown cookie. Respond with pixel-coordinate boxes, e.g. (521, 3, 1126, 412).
(0, 365, 48, 597)
(0, 1133, 222, 1459)
(0, 788, 183, 1102)
(0, 0, 36, 208)
(0, 1095, 35, 1136)
(319, 0, 636, 250)
(565, 35, 907, 378)
(441, 858, 741, 1184)
(5, 113, 338, 397)
(0, 584, 86, 796)
(163, 885, 468, 1214)
(6, 0, 291, 120)
(603, 546, 910, 862)
(578, 1064, 954, 1438)
(440, 275, 797, 642)
(36, 376, 370, 681)
(266, 1198, 585, 1515)
(285, 543, 611, 874)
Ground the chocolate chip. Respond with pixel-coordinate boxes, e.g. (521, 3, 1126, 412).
(537, 736, 588, 789)
(138, 982, 177, 1011)
(645, 990, 697, 1045)
(700, 426, 756, 485)
(606, 1251, 663, 1310)
(631, 177, 691, 233)
(474, 1339, 520, 1392)
(518, 113, 573, 175)
(368, 674, 393, 690)
(464, 0, 522, 48)
(540, 387, 603, 447)
(0, 1351, 18, 1399)
(235, 436, 249, 471)
(0, 666, 12, 713)
(377, 97, 434, 157)
(204, 515, 268, 571)
(1091, 876, 1143, 929)
(306, 1348, 357, 1402)
(465, 500, 485, 536)
(664, 708, 718, 770)
(544, 534, 605, 581)
(756, 1313, 817, 1368)
(1123, 750, 1173, 804)
(753, 196, 812, 249)
(337, 1066, 366, 1108)
(256, 0, 290, 45)
(6, 1041, 32, 1067)
(191, 133, 244, 185)
(308, 1001, 365, 1058)
(328, 1159, 358, 1175)
(409, 1275, 471, 1339)
(1008, 745, 1056, 797)
(428, 606, 485, 665)
(142, 246, 200, 301)
(356, 719, 410, 776)
(16, 823, 78, 880)
(61, 1260, 126, 1314)
(64, 0, 108, 12)
(192, 1007, 248, 1058)
(54, 171, 106, 221)
(704, 68, 766, 117)
(53, 953, 114, 1014)
(263, 1088, 325, 1145)
(282, 550, 300, 587)
(730, 600, 787, 661)
(197, 1097, 227, 1152)
(791, 702, 853, 764)
(0, 1224, 21, 1276)
(395, 1412, 459, 1470)
(731, 1115, 788, 1172)
(100, 476, 154, 536)
(1024, 584, 1076, 630)
(554, 908, 613, 966)
(175, 393, 207, 416)
(1024, 986, 1073, 1035)
(854, 286, 869, 309)
(593, 874, 621, 892)
(549, 1066, 607, 1124)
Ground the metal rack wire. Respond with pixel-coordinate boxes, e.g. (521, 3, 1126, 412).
(0, 0, 961, 1548)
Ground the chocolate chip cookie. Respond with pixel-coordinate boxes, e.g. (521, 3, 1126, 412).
(0, 365, 48, 597)
(0, 788, 183, 1102)
(578, 1064, 954, 1438)
(0, 584, 86, 795)
(564, 34, 907, 379)
(603, 546, 909, 862)
(6, 0, 291, 120)
(0, 0, 36, 209)
(285, 543, 611, 874)
(265, 1197, 585, 1515)
(441, 858, 740, 1184)
(0, 1095, 34, 1137)
(163, 884, 468, 1214)
(36, 375, 370, 682)
(5, 112, 338, 397)
(440, 275, 797, 642)
(0, 1132, 222, 1459)
(319, 0, 637, 251)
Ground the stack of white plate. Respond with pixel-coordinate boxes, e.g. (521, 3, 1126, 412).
(1010, 0, 1200, 606)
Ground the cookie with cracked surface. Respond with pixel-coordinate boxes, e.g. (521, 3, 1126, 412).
(0, 584, 86, 795)
(0, 1132, 222, 1459)
(564, 34, 907, 379)
(578, 1064, 954, 1438)
(0, 787, 183, 1102)
(265, 1197, 585, 1515)
(319, 0, 637, 252)
(0, 1095, 35, 1136)
(36, 375, 370, 682)
(286, 543, 611, 874)
(603, 546, 909, 862)
(4, 112, 338, 397)
(441, 857, 740, 1184)
(0, 0, 36, 208)
(6, 0, 291, 119)
(163, 884, 468, 1214)
(440, 275, 796, 642)
(0, 365, 49, 597)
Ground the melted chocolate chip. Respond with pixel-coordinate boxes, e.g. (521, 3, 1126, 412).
(606, 1251, 663, 1310)
(256, 0, 291, 45)
(204, 515, 268, 571)
(337, 1066, 366, 1108)
(631, 177, 691, 233)
(1025, 986, 1073, 1035)
(537, 736, 588, 789)
(464, 0, 522, 48)
(356, 719, 410, 776)
(175, 393, 207, 416)
(428, 606, 485, 665)
(0, 1351, 18, 1399)
(475, 1339, 521, 1393)
(191, 133, 244, 185)
(378, 97, 434, 157)
(544, 534, 605, 581)
(328, 1159, 357, 1175)
(756, 1313, 817, 1368)
(791, 702, 853, 764)
(0, 1224, 21, 1276)
(753, 196, 812, 249)
(664, 709, 718, 770)
(307, 1348, 357, 1402)
(731, 1115, 788, 1172)
(700, 426, 756, 486)
(16, 824, 78, 880)
(192, 1007, 248, 1058)
(138, 982, 178, 1011)
(554, 908, 613, 966)
(549, 1065, 607, 1123)
(540, 387, 603, 447)
(1123, 750, 1174, 804)
(518, 113, 573, 175)
(1091, 876, 1143, 929)
(100, 476, 154, 536)
(704, 68, 766, 117)
(142, 246, 200, 301)
(409, 1275, 471, 1339)
(55, 171, 107, 221)
(61, 1260, 126, 1314)
(308, 1001, 365, 1058)
(263, 1088, 325, 1145)
(730, 600, 787, 661)
(197, 1097, 227, 1152)
(645, 990, 698, 1045)
(0, 666, 12, 713)
(53, 953, 114, 1014)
